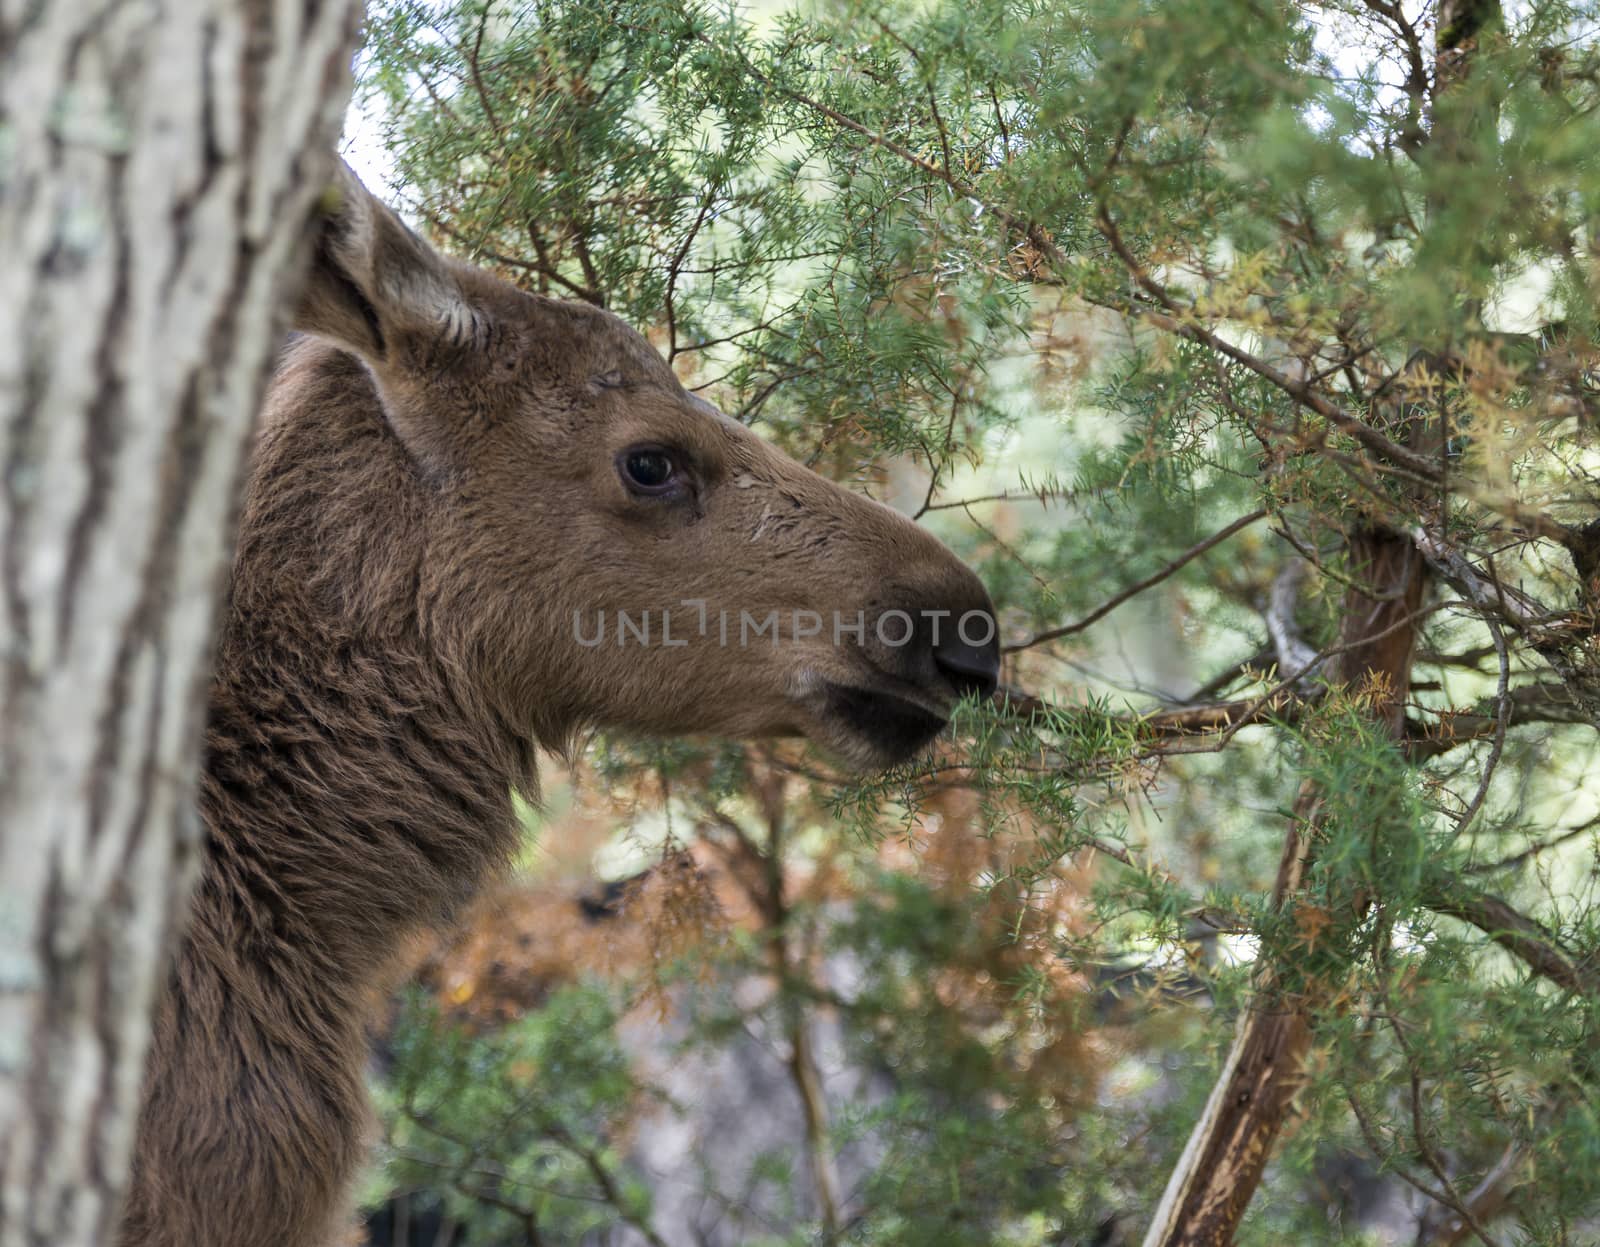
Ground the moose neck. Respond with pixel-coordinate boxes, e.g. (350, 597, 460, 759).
(119, 341, 540, 1247)
(190, 341, 535, 1010)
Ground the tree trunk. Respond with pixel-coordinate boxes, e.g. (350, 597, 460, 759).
(1142, 0, 1500, 1239)
(0, 3, 361, 1243)
(1142, 533, 1428, 1247)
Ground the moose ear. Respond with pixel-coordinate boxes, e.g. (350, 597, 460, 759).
(295, 160, 481, 362)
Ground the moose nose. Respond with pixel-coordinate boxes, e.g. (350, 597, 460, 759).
(933, 610, 1001, 701)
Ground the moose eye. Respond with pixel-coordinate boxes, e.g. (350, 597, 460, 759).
(619, 447, 679, 495)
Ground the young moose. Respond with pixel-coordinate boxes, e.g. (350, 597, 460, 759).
(119, 164, 999, 1247)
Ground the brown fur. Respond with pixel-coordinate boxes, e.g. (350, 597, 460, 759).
(118, 163, 996, 1247)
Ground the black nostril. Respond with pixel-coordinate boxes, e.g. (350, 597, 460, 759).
(933, 612, 1001, 702)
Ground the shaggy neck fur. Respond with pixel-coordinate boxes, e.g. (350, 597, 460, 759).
(119, 344, 537, 1247)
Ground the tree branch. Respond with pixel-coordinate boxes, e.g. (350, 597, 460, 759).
(1426, 886, 1600, 998)
(1090, 206, 1445, 481)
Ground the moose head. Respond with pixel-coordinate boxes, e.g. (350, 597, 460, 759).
(292, 162, 1001, 770)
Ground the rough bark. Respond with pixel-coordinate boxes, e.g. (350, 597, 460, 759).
(0, 2, 361, 1242)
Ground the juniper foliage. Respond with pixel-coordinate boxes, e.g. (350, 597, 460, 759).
(357, 0, 1600, 1241)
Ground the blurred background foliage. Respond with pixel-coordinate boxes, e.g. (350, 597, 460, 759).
(349, 0, 1600, 1241)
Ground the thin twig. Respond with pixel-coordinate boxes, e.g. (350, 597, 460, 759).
(1007, 509, 1268, 652)
(1447, 604, 1510, 834)
(1467, 815, 1600, 875)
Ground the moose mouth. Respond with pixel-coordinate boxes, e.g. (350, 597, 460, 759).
(821, 682, 949, 766)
